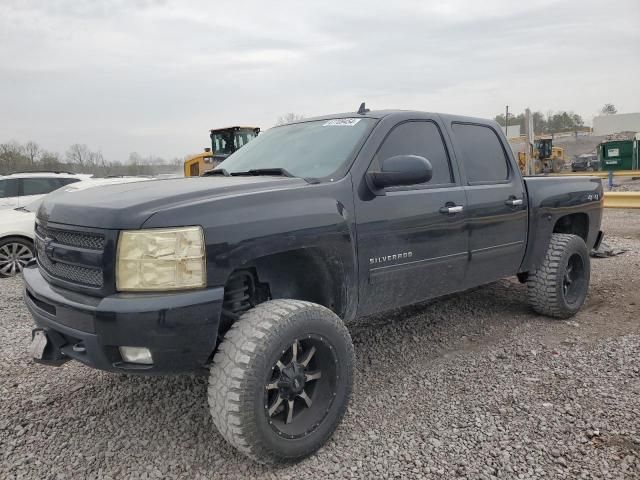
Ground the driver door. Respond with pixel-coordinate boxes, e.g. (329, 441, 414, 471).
(354, 120, 469, 316)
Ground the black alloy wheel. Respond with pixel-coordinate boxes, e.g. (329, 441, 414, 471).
(562, 253, 586, 305)
(264, 336, 338, 439)
(527, 233, 590, 318)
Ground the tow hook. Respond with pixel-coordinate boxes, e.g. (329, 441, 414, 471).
(30, 329, 70, 367)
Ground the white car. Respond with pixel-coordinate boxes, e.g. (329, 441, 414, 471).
(0, 171, 93, 211)
(0, 177, 151, 277)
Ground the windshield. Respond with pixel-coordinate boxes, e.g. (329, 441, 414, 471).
(216, 118, 375, 179)
(211, 131, 236, 155)
(211, 129, 259, 155)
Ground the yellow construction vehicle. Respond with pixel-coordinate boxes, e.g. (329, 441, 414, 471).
(184, 148, 214, 177)
(516, 136, 566, 174)
(184, 126, 260, 177)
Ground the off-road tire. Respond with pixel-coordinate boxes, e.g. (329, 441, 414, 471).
(527, 233, 590, 318)
(208, 300, 354, 464)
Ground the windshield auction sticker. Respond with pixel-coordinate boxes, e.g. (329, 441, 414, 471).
(322, 118, 361, 127)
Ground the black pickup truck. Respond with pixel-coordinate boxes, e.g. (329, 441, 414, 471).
(24, 108, 603, 463)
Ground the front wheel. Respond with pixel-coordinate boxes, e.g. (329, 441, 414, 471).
(208, 300, 354, 464)
(527, 233, 590, 318)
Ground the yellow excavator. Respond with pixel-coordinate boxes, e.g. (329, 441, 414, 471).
(184, 126, 260, 177)
(517, 136, 566, 174)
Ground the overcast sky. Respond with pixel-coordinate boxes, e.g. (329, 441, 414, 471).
(1, 0, 639, 161)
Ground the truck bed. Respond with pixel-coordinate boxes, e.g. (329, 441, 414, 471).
(520, 175, 603, 272)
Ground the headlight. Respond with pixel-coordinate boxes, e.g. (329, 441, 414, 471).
(116, 226, 206, 292)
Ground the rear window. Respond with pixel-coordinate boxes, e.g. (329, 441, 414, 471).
(452, 123, 510, 183)
(21, 178, 64, 196)
(57, 178, 81, 187)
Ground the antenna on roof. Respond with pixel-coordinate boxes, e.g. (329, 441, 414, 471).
(357, 102, 370, 115)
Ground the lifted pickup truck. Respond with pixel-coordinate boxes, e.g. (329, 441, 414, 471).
(24, 108, 603, 463)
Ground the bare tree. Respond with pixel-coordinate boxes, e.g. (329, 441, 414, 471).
(0, 141, 26, 174)
(40, 151, 62, 170)
(0, 141, 23, 156)
(23, 141, 42, 165)
(600, 104, 617, 115)
(87, 150, 105, 168)
(128, 152, 142, 165)
(1, 139, 187, 177)
(275, 113, 305, 126)
(66, 144, 90, 169)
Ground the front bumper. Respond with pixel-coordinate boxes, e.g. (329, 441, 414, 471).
(23, 265, 223, 374)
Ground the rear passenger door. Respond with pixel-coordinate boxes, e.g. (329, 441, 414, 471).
(447, 122, 527, 288)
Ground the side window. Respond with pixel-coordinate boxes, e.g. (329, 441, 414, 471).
(371, 121, 453, 186)
(57, 178, 81, 187)
(0, 179, 19, 198)
(20, 178, 61, 196)
(451, 123, 509, 183)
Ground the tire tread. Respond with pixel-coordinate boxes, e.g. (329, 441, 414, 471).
(208, 299, 353, 464)
(527, 233, 589, 319)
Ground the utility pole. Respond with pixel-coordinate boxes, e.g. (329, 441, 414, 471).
(505, 105, 509, 138)
(525, 108, 534, 175)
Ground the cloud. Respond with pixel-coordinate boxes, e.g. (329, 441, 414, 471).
(1, 0, 639, 161)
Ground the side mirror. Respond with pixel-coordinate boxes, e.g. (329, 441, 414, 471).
(368, 155, 433, 190)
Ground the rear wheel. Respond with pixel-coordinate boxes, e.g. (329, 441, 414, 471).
(208, 300, 354, 464)
(0, 237, 34, 278)
(527, 233, 590, 318)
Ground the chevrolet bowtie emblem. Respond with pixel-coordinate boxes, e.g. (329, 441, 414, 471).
(44, 238, 56, 262)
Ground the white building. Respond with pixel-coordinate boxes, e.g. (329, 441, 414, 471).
(500, 125, 521, 138)
(593, 113, 640, 136)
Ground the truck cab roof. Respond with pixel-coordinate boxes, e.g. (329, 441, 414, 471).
(283, 109, 500, 128)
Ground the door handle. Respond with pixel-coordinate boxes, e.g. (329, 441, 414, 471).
(505, 198, 523, 206)
(439, 205, 464, 214)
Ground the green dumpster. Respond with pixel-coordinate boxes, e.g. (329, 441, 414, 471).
(598, 140, 634, 171)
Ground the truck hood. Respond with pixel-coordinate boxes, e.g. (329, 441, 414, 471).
(37, 176, 308, 229)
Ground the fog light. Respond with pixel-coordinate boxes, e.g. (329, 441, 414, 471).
(119, 346, 153, 365)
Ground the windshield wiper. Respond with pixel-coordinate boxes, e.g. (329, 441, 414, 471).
(206, 167, 318, 183)
(230, 168, 296, 178)
(203, 168, 230, 177)
(238, 168, 321, 184)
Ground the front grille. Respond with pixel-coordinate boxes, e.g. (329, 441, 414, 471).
(35, 224, 106, 288)
(36, 224, 105, 250)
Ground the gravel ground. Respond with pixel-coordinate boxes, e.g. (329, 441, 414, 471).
(1, 210, 639, 479)
(611, 178, 640, 192)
